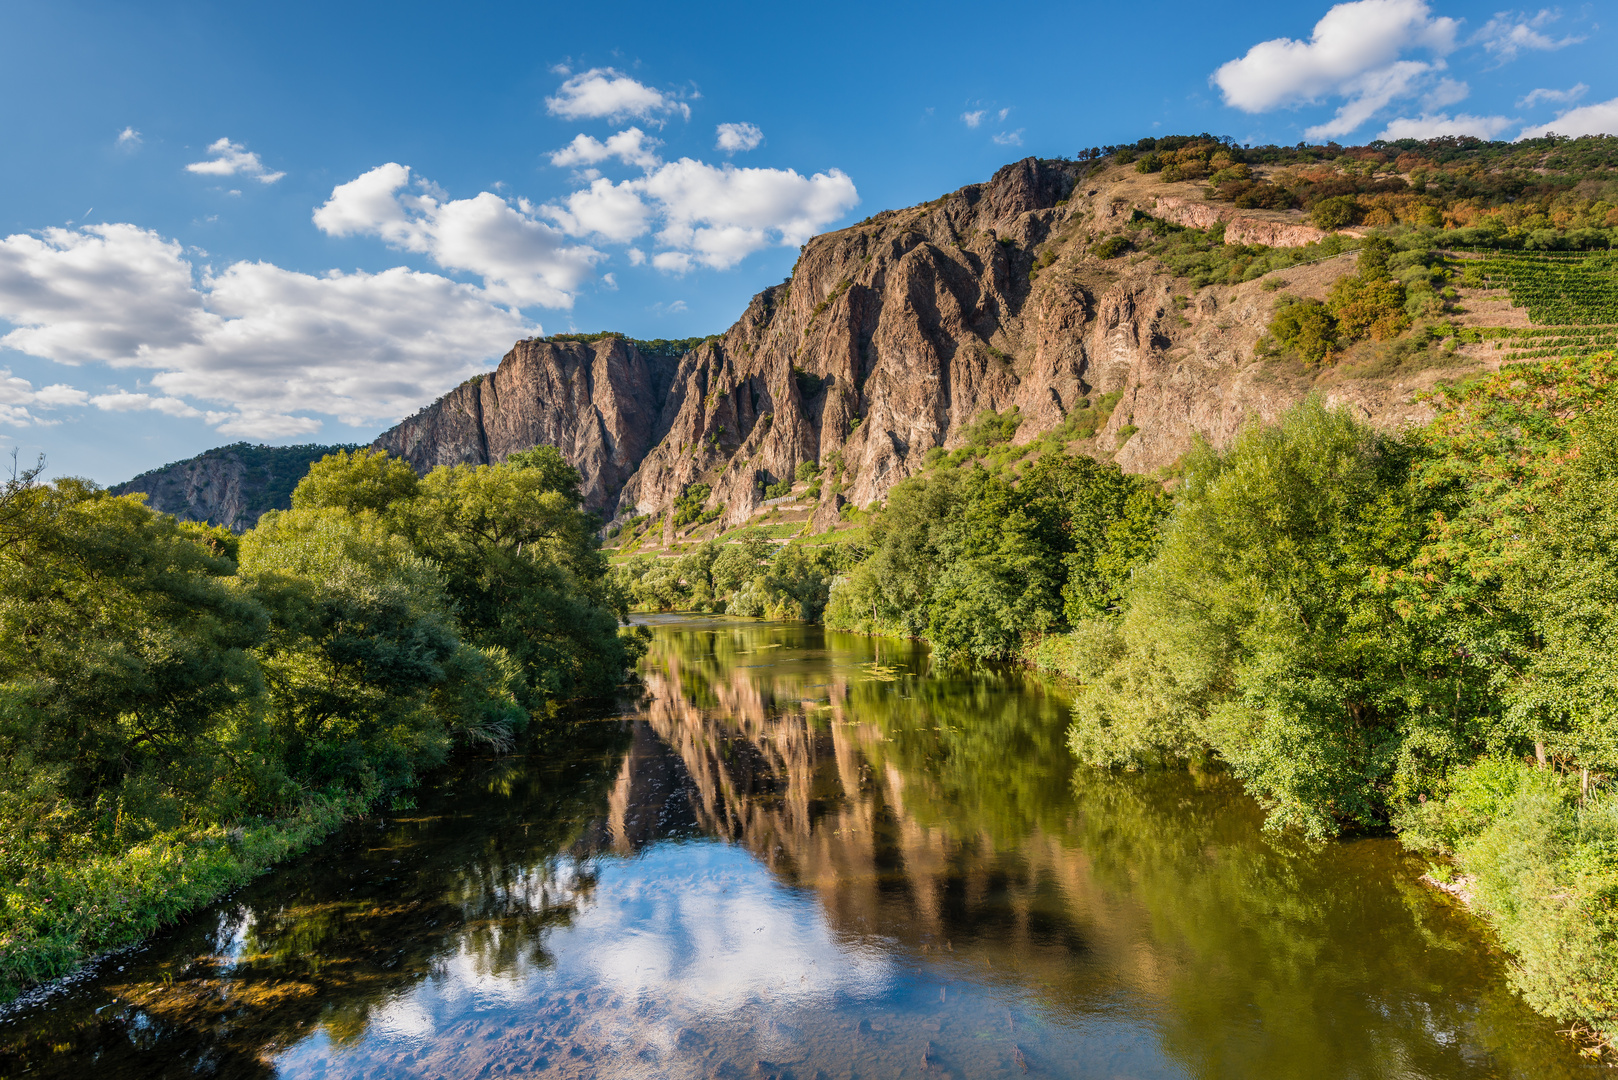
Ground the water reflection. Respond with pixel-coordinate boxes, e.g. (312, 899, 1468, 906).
(0, 616, 1599, 1079)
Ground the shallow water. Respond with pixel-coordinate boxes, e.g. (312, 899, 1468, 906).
(0, 615, 1601, 1079)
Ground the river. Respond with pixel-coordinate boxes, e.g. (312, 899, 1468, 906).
(0, 615, 1600, 1078)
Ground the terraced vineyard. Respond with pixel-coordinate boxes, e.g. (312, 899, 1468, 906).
(1460, 251, 1618, 325)
(1483, 325, 1618, 361)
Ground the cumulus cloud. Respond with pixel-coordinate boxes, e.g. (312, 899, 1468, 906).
(1519, 83, 1588, 109)
(1213, 0, 1459, 137)
(539, 159, 859, 271)
(0, 223, 533, 437)
(88, 391, 202, 418)
(314, 164, 603, 308)
(117, 127, 141, 148)
(1473, 9, 1584, 63)
(543, 178, 653, 244)
(639, 159, 859, 269)
(992, 129, 1025, 146)
(0, 368, 88, 427)
(550, 127, 662, 169)
(961, 110, 986, 128)
(715, 122, 764, 153)
(185, 138, 285, 184)
(1517, 96, 1618, 140)
(545, 68, 689, 123)
(1377, 112, 1516, 139)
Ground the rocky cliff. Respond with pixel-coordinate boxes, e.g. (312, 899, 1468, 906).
(371, 337, 679, 515)
(147, 154, 1484, 539)
(600, 157, 1476, 538)
(111, 442, 353, 531)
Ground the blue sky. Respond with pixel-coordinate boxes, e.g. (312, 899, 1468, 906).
(0, 0, 1612, 483)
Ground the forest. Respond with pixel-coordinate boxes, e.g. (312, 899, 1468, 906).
(0, 447, 641, 1001)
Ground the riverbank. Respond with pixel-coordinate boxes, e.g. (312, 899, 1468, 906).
(0, 791, 367, 1005)
(1021, 634, 1618, 1060)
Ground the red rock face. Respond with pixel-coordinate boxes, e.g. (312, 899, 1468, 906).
(372, 337, 677, 515)
(371, 157, 1474, 534)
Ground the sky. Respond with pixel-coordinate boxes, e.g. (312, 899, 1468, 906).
(0, 0, 1613, 484)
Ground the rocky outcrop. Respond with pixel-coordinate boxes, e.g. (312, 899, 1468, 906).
(111, 443, 351, 531)
(1152, 194, 1364, 248)
(372, 337, 679, 515)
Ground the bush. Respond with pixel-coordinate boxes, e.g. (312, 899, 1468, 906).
(1311, 196, 1359, 230)
(1267, 298, 1339, 363)
(1094, 236, 1132, 259)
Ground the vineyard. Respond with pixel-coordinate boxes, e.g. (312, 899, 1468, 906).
(1481, 325, 1618, 362)
(1459, 251, 1618, 325)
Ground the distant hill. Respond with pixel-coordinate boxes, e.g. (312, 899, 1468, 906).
(111, 442, 356, 531)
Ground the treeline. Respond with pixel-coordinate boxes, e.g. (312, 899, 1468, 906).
(0, 448, 638, 1001)
(617, 540, 852, 621)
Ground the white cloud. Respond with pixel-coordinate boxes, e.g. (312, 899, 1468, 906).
(550, 127, 662, 169)
(639, 159, 859, 269)
(185, 138, 285, 184)
(0, 223, 534, 437)
(89, 391, 202, 418)
(715, 122, 764, 153)
(544, 178, 653, 243)
(314, 164, 603, 308)
(1473, 9, 1584, 63)
(961, 110, 986, 128)
(545, 68, 689, 123)
(992, 129, 1025, 146)
(1518, 83, 1588, 108)
(117, 127, 141, 148)
(539, 159, 859, 270)
(1377, 112, 1516, 139)
(0, 368, 88, 427)
(1213, 0, 1459, 138)
(1517, 96, 1618, 140)
(1424, 78, 1470, 109)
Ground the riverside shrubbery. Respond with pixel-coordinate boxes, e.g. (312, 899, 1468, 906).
(0, 448, 637, 1001)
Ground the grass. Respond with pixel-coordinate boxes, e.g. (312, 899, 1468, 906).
(0, 791, 367, 1003)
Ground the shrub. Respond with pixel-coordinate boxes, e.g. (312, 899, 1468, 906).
(1094, 236, 1132, 259)
(1267, 298, 1339, 364)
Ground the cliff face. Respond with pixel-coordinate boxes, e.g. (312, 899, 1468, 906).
(110, 443, 351, 531)
(372, 337, 678, 515)
(358, 156, 1491, 535)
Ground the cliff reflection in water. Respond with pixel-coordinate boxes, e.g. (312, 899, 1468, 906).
(0, 615, 1599, 1080)
(625, 616, 1590, 1080)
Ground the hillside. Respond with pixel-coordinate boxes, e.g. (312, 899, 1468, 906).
(110, 442, 356, 530)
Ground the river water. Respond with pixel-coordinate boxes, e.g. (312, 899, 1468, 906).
(0, 616, 1601, 1079)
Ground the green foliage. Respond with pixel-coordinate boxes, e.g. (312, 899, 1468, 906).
(1134, 212, 1358, 289)
(794, 460, 821, 482)
(537, 331, 716, 357)
(672, 483, 719, 528)
(1266, 298, 1338, 363)
(1093, 235, 1132, 259)
(960, 405, 1023, 448)
(614, 536, 853, 621)
(1066, 399, 1480, 837)
(0, 446, 633, 1000)
(823, 453, 1166, 659)
(1310, 195, 1359, 229)
(1399, 759, 1618, 1050)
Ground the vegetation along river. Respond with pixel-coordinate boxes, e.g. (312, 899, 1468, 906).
(0, 616, 1601, 1079)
